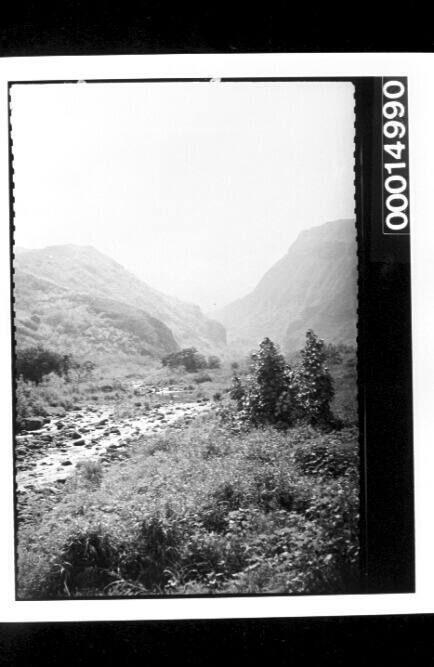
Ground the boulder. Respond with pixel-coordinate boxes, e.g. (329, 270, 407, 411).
(64, 430, 82, 440)
(22, 417, 44, 431)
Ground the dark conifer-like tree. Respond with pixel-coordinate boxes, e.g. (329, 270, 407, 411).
(291, 329, 334, 425)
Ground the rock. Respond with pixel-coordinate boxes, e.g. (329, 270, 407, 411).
(95, 418, 108, 427)
(72, 438, 86, 446)
(65, 430, 82, 440)
(45, 406, 66, 417)
(22, 417, 44, 431)
(61, 460, 72, 466)
(108, 427, 121, 435)
(56, 422, 65, 430)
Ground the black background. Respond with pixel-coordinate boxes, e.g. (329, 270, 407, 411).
(0, 2, 433, 57)
(355, 79, 414, 593)
(0, 1, 429, 662)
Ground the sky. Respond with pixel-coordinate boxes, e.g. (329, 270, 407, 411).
(10, 81, 355, 311)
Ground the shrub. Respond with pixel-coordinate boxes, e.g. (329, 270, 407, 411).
(16, 346, 71, 384)
(194, 372, 212, 384)
(69, 360, 96, 382)
(75, 459, 103, 487)
(207, 355, 221, 369)
(199, 481, 245, 532)
(38, 525, 118, 598)
(119, 516, 181, 589)
(293, 435, 358, 479)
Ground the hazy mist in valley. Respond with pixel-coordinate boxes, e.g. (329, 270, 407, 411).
(11, 81, 355, 311)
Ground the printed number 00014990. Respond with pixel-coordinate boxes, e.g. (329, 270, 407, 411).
(383, 79, 409, 232)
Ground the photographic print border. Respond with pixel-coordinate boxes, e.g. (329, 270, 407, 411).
(7, 75, 414, 600)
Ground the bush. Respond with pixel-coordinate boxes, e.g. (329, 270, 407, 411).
(207, 355, 221, 369)
(75, 460, 103, 487)
(118, 516, 181, 589)
(16, 346, 71, 384)
(293, 437, 358, 479)
(194, 372, 212, 384)
(162, 348, 208, 373)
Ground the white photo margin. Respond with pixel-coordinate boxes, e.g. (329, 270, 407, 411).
(0, 52, 432, 622)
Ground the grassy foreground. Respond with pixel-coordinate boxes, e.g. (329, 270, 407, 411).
(17, 412, 359, 598)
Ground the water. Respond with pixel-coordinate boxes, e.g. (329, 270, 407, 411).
(16, 396, 211, 491)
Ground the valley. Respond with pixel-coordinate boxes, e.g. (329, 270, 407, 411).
(13, 218, 360, 599)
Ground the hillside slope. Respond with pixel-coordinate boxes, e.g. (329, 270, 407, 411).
(14, 269, 179, 360)
(215, 219, 357, 353)
(14, 245, 226, 360)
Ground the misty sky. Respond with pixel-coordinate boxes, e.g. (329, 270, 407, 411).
(10, 81, 355, 311)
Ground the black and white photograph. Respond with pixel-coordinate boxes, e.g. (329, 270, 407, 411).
(9, 79, 362, 600)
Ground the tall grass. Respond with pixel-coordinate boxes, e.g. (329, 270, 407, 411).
(17, 416, 359, 598)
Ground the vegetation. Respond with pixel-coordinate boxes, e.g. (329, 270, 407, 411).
(16, 345, 97, 386)
(162, 347, 208, 372)
(290, 330, 335, 426)
(16, 346, 70, 384)
(15, 331, 360, 598)
(207, 355, 221, 370)
(17, 418, 359, 598)
(162, 348, 222, 373)
(230, 331, 335, 429)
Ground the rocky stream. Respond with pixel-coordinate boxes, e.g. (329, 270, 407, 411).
(15, 387, 212, 493)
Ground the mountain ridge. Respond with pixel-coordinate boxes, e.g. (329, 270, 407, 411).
(215, 218, 357, 353)
(14, 244, 226, 361)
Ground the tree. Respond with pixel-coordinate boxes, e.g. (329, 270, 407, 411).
(230, 337, 294, 427)
(68, 359, 96, 382)
(162, 347, 208, 373)
(291, 330, 334, 425)
(16, 346, 68, 384)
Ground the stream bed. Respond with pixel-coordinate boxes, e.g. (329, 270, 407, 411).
(16, 396, 212, 492)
